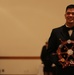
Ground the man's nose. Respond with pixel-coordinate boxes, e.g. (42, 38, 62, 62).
(69, 13, 73, 16)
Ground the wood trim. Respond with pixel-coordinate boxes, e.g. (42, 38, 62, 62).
(0, 56, 40, 59)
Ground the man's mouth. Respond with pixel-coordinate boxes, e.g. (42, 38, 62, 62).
(68, 18, 74, 22)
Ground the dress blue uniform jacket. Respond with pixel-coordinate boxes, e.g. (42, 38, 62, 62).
(48, 24, 74, 75)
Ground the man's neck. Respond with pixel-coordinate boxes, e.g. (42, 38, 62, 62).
(66, 23, 74, 28)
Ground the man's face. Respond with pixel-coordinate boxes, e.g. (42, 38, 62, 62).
(65, 8, 74, 26)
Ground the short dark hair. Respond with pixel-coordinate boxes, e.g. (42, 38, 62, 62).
(66, 4, 74, 11)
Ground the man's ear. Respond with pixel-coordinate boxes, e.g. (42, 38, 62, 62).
(64, 13, 66, 19)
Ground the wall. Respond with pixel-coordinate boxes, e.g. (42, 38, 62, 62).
(0, 60, 41, 75)
(0, 0, 74, 74)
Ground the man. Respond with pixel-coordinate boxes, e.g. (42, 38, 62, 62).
(48, 4, 74, 75)
(40, 42, 53, 75)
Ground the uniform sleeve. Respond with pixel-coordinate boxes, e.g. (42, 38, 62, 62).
(48, 29, 59, 64)
(48, 29, 59, 53)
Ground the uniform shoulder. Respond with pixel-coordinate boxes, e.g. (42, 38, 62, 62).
(52, 25, 65, 31)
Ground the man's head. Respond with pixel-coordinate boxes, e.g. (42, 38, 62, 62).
(66, 4, 74, 12)
(65, 4, 74, 27)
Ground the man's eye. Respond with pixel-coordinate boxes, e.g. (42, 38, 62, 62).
(66, 12, 74, 15)
(66, 12, 70, 15)
(72, 13, 74, 15)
